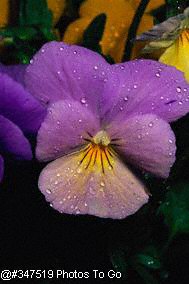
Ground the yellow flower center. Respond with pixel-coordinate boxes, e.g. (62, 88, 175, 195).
(78, 130, 116, 174)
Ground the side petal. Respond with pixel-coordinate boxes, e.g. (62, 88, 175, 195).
(0, 72, 46, 134)
(159, 30, 189, 82)
(38, 149, 149, 219)
(107, 114, 176, 178)
(104, 60, 189, 124)
(25, 41, 112, 117)
(36, 100, 100, 161)
(0, 155, 4, 182)
(0, 115, 32, 160)
(0, 64, 27, 85)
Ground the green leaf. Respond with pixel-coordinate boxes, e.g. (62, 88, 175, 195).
(158, 183, 189, 237)
(19, 0, 53, 28)
(134, 245, 162, 270)
(133, 264, 161, 284)
(109, 248, 127, 278)
(82, 13, 106, 53)
(166, 0, 187, 18)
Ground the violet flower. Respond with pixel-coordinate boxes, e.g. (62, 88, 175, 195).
(25, 42, 189, 219)
(0, 64, 46, 182)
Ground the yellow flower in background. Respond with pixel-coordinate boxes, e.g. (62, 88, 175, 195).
(0, 0, 9, 28)
(47, 0, 65, 25)
(136, 7, 189, 82)
(0, 0, 65, 27)
(63, 0, 165, 62)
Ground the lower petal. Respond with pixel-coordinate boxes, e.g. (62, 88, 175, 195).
(38, 147, 149, 219)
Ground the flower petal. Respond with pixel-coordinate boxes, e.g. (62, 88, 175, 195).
(107, 114, 176, 178)
(38, 148, 149, 219)
(0, 64, 27, 85)
(25, 42, 112, 117)
(47, 0, 66, 25)
(0, 155, 4, 182)
(160, 30, 189, 82)
(0, 72, 46, 134)
(36, 100, 100, 162)
(0, 0, 9, 28)
(104, 60, 189, 124)
(0, 115, 32, 160)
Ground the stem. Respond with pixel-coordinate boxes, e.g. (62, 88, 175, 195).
(122, 0, 150, 61)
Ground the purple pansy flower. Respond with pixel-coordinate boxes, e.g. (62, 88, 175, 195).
(0, 64, 46, 182)
(25, 42, 189, 219)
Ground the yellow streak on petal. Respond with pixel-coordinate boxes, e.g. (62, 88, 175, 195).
(78, 144, 115, 174)
(160, 29, 189, 82)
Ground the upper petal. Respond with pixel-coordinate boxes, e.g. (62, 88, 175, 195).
(36, 100, 100, 162)
(106, 114, 176, 178)
(104, 60, 189, 124)
(0, 72, 46, 134)
(0, 115, 32, 160)
(25, 41, 113, 118)
(0, 155, 4, 182)
(38, 147, 149, 219)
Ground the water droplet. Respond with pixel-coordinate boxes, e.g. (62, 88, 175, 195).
(78, 119, 82, 123)
(178, 101, 183, 105)
(57, 173, 60, 177)
(168, 139, 173, 144)
(184, 88, 187, 92)
(57, 71, 61, 75)
(119, 106, 123, 111)
(137, 134, 142, 139)
(103, 78, 108, 83)
(41, 49, 45, 53)
(30, 59, 33, 64)
(124, 96, 128, 101)
(169, 152, 173, 156)
(57, 120, 60, 125)
(160, 96, 164, 100)
(155, 72, 161, 77)
(73, 50, 77, 55)
(120, 65, 125, 70)
(93, 65, 98, 70)
(54, 181, 58, 185)
(80, 97, 86, 104)
(59, 47, 64, 51)
(46, 189, 51, 194)
(133, 84, 137, 89)
(76, 209, 80, 214)
(84, 202, 88, 207)
(148, 122, 153, 127)
(89, 187, 96, 195)
(77, 168, 82, 174)
(100, 181, 105, 187)
(176, 87, 181, 93)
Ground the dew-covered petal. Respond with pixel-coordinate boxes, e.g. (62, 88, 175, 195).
(107, 114, 176, 178)
(0, 64, 27, 85)
(38, 148, 149, 219)
(0, 115, 32, 160)
(104, 60, 189, 124)
(0, 72, 46, 134)
(36, 100, 100, 162)
(0, 155, 4, 182)
(25, 41, 113, 117)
